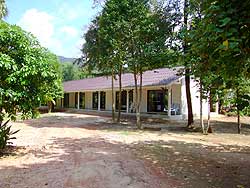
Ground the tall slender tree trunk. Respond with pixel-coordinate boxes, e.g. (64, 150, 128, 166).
(200, 80, 204, 133)
(133, 67, 141, 129)
(185, 70, 194, 127)
(237, 109, 241, 134)
(236, 88, 241, 134)
(48, 101, 52, 113)
(207, 92, 212, 133)
(183, 0, 194, 127)
(137, 69, 143, 129)
(117, 65, 122, 123)
(111, 69, 115, 122)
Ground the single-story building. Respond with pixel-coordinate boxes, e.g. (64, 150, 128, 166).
(56, 67, 218, 119)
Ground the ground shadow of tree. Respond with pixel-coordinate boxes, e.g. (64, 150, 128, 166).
(130, 140, 250, 188)
(22, 112, 250, 135)
(0, 136, 174, 188)
(1, 135, 250, 188)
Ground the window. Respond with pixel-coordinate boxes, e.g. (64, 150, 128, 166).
(116, 91, 127, 111)
(75, 93, 78, 108)
(100, 91, 106, 110)
(63, 93, 69, 108)
(92, 92, 98, 109)
(80, 92, 85, 109)
(147, 90, 168, 112)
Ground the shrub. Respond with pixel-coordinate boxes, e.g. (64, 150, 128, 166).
(0, 120, 19, 149)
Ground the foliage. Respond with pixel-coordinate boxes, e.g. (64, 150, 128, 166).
(185, 0, 250, 132)
(41, 52, 63, 112)
(61, 62, 81, 81)
(0, 21, 62, 147)
(0, 120, 19, 149)
(81, 0, 179, 127)
(83, 0, 250, 133)
(100, 0, 170, 127)
(0, 0, 7, 19)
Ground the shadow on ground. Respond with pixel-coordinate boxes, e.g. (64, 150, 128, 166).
(1, 134, 250, 188)
(0, 136, 177, 188)
(22, 112, 250, 135)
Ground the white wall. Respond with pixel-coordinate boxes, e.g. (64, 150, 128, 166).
(105, 90, 112, 111)
(69, 93, 75, 108)
(140, 89, 147, 113)
(85, 92, 92, 109)
(181, 77, 211, 119)
(171, 84, 181, 105)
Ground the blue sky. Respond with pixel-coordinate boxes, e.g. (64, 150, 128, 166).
(5, 0, 101, 57)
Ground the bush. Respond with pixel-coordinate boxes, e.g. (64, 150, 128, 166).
(0, 120, 19, 149)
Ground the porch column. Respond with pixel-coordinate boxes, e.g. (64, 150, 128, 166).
(168, 87, 171, 117)
(98, 91, 101, 111)
(126, 90, 129, 113)
(77, 92, 80, 109)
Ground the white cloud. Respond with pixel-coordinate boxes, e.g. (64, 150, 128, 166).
(17, 8, 70, 56)
(60, 26, 78, 38)
(17, 8, 89, 58)
(18, 9, 56, 48)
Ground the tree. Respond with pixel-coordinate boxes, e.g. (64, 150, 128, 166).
(100, 0, 169, 129)
(81, 17, 118, 122)
(0, 21, 62, 148)
(125, 0, 169, 129)
(61, 62, 81, 81)
(0, 0, 7, 19)
(41, 51, 63, 112)
(193, 0, 250, 133)
(183, 0, 214, 133)
(83, 0, 172, 128)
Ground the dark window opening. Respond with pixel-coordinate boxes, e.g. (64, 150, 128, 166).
(147, 90, 168, 112)
(75, 93, 78, 108)
(92, 92, 98, 109)
(116, 90, 127, 111)
(100, 91, 106, 110)
(64, 93, 69, 108)
(80, 92, 85, 109)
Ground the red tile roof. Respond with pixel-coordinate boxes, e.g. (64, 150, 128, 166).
(63, 67, 182, 92)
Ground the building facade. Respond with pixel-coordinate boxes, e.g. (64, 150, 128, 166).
(57, 68, 217, 119)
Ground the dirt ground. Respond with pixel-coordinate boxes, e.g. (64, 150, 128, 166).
(0, 113, 250, 188)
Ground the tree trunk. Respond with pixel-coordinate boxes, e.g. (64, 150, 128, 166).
(237, 109, 241, 134)
(48, 101, 52, 113)
(183, 0, 194, 127)
(207, 93, 212, 133)
(117, 65, 122, 123)
(52, 101, 55, 112)
(200, 80, 204, 133)
(137, 70, 143, 129)
(236, 88, 241, 134)
(111, 69, 115, 122)
(133, 67, 141, 129)
(185, 70, 194, 127)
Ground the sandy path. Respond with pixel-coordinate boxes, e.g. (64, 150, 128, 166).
(1, 113, 250, 188)
(0, 113, 174, 188)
